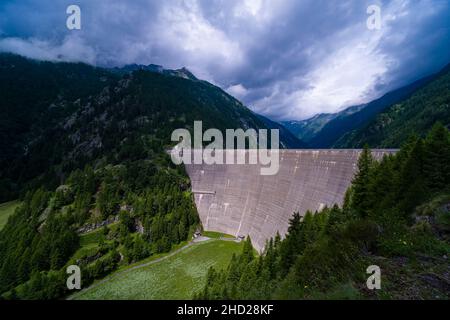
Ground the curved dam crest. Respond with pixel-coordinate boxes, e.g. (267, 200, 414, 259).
(185, 149, 396, 252)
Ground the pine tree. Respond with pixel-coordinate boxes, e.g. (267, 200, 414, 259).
(423, 122, 450, 191)
(240, 237, 254, 265)
(366, 154, 396, 218)
(397, 138, 427, 217)
(278, 212, 303, 275)
(236, 260, 258, 299)
(352, 145, 374, 217)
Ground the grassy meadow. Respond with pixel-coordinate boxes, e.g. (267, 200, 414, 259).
(0, 201, 20, 230)
(73, 239, 243, 300)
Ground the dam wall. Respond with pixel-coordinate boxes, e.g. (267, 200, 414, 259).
(185, 149, 396, 252)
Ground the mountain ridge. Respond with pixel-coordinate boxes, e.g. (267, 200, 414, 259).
(281, 63, 450, 148)
(111, 63, 199, 81)
(334, 63, 450, 147)
(281, 104, 365, 142)
(0, 53, 304, 202)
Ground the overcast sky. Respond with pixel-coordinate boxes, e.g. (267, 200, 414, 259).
(1, 0, 449, 120)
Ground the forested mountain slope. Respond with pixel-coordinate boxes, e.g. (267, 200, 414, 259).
(257, 115, 308, 148)
(305, 68, 445, 148)
(0, 54, 301, 203)
(335, 65, 450, 148)
(281, 105, 364, 143)
(0, 53, 301, 299)
(199, 124, 450, 300)
(0, 53, 119, 201)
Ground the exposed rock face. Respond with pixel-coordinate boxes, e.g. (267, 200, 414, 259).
(185, 149, 396, 252)
(77, 215, 119, 234)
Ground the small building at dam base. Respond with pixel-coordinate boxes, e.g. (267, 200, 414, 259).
(185, 149, 396, 252)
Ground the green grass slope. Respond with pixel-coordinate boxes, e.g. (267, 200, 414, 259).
(73, 239, 243, 300)
(0, 201, 20, 230)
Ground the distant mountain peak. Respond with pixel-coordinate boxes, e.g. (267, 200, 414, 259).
(111, 64, 197, 80)
(165, 67, 198, 80)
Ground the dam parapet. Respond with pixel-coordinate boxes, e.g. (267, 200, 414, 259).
(185, 149, 396, 252)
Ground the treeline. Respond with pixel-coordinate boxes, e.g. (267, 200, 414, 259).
(0, 157, 199, 299)
(0, 53, 119, 202)
(0, 54, 270, 204)
(0, 189, 79, 294)
(0, 53, 280, 300)
(197, 123, 450, 299)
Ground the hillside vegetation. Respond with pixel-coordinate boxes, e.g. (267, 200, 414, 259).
(73, 239, 243, 300)
(0, 53, 302, 300)
(0, 53, 119, 202)
(307, 72, 436, 148)
(0, 201, 20, 231)
(282, 64, 449, 148)
(335, 65, 450, 148)
(198, 124, 450, 300)
(281, 105, 364, 143)
(0, 53, 301, 204)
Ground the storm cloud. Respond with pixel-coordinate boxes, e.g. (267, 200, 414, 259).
(1, 0, 449, 120)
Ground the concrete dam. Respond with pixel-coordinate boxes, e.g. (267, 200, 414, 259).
(185, 149, 396, 252)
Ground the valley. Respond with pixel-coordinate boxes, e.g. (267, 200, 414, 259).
(282, 64, 450, 148)
(0, 53, 448, 301)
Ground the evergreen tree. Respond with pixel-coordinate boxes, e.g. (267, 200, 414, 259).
(397, 138, 427, 217)
(240, 237, 254, 265)
(278, 212, 303, 275)
(423, 122, 450, 191)
(351, 145, 374, 217)
(200, 124, 450, 301)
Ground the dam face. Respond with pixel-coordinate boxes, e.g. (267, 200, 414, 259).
(185, 149, 395, 252)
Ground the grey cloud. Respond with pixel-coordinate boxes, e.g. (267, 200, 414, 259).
(0, 0, 449, 120)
